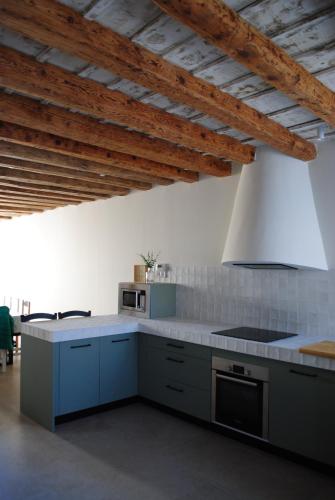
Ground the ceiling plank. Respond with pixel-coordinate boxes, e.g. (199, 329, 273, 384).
(0, 140, 174, 186)
(0, 98, 215, 179)
(0, 156, 152, 191)
(154, 0, 335, 130)
(0, 165, 129, 196)
(0, 0, 315, 161)
(0, 180, 105, 200)
(0, 46, 253, 163)
(0, 215, 12, 219)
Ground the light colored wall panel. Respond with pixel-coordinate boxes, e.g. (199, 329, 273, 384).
(0, 173, 239, 314)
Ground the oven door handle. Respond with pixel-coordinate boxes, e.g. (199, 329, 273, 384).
(216, 373, 258, 387)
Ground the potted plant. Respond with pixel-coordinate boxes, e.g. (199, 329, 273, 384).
(139, 251, 160, 282)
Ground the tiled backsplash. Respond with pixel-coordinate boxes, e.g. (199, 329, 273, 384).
(159, 266, 335, 337)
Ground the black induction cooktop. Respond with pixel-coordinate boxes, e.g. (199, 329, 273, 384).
(211, 326, 297, 343)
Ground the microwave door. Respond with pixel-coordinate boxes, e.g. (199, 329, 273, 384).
(122, 290, 138, 309)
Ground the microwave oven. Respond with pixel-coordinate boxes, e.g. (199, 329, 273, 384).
(118, 282, 176, 319)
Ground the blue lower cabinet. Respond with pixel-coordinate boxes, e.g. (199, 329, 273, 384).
(99, 333, 138, 404)
(59, 338, 100, 415)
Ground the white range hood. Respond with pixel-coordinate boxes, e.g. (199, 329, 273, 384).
(222, 146, 328, 270)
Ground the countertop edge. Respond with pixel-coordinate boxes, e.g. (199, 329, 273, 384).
(20, 315, 335, 373)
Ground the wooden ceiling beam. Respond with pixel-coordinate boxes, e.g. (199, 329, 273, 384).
(0, 165, 129, 196)
(0, 46, 252, 163)
(0, 213, 31, 218)
(0, 193, 76, 206)
(0, 0, 315, 161)
(154, 0, 335, 130)
(0, 139, 173, 186)
(0, 180, 113, 200)
(0, 198, 61, 208)
(0, 210, 24, 214)
(0, 205, 44, 212)
(0, 101, 207, 180)
(0, 183, 108, 203)
(0, 190, 80, 204)
(0, 156, 152, 191)
(0, 185, 97, 202)
(0, 181, 106, 201)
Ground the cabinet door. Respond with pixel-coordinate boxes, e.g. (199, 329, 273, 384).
(59, 338, 100, 415)
(100, 333, 138, 404)
(314, 371, 335, 466)
(269, 363, 335, 466)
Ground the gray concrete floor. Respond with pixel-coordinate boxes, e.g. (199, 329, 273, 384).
(1, 360, 335, 500)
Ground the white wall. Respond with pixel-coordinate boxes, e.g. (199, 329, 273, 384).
(0, 171, 239, 314)
(310, 139, 335, 268)
(1, 139, 335, 318)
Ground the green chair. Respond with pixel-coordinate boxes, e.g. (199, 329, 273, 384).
(0, 306, 13, 373)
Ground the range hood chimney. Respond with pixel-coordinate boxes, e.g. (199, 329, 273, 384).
(222, 147, 328, 270)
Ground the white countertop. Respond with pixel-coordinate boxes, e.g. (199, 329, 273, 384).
(20, 314, 335, 372)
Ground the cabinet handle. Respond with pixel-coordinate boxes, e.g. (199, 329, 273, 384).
(166, 357, 184, 364)
(166, 342, 184, 349)
(70, 343, 91, 349)
(165, 384, 184, 393)
(290, 369, 317, 378)
(112, 338, 130, 343)
(216, 373, 258, 387)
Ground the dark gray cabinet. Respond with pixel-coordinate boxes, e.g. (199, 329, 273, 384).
(139, 333, 211, 421)
(59, 338, 100, 415)
(22, 328, 335, 468)
(100, 333, 138, 404)
(269, 362, 335, 467)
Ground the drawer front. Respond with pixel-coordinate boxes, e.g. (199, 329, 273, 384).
(141, 333, 211, 360)
(59, 338, 100, 415)
(141, 346, 210, 391)
(141, 374, 210, 422)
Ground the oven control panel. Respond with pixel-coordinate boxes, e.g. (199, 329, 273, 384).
(228, 364, 251, 377)
(212, 356, 269, 382)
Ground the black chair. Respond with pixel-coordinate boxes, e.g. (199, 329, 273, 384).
(58, 310, 91, 320)
(20, 312, 58, 322)
(8, 312, 57, 365)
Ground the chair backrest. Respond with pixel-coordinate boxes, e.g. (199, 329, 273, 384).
(21, 312, 57, 322)
(2, 297, 31, 316)
(21, 300, 31, 315)
(58, 310, 91, 320)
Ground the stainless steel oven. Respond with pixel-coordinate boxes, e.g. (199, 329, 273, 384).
(212, 356, 269, 440)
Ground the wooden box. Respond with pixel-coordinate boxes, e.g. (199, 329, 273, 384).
(133, 265, 147, 283)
